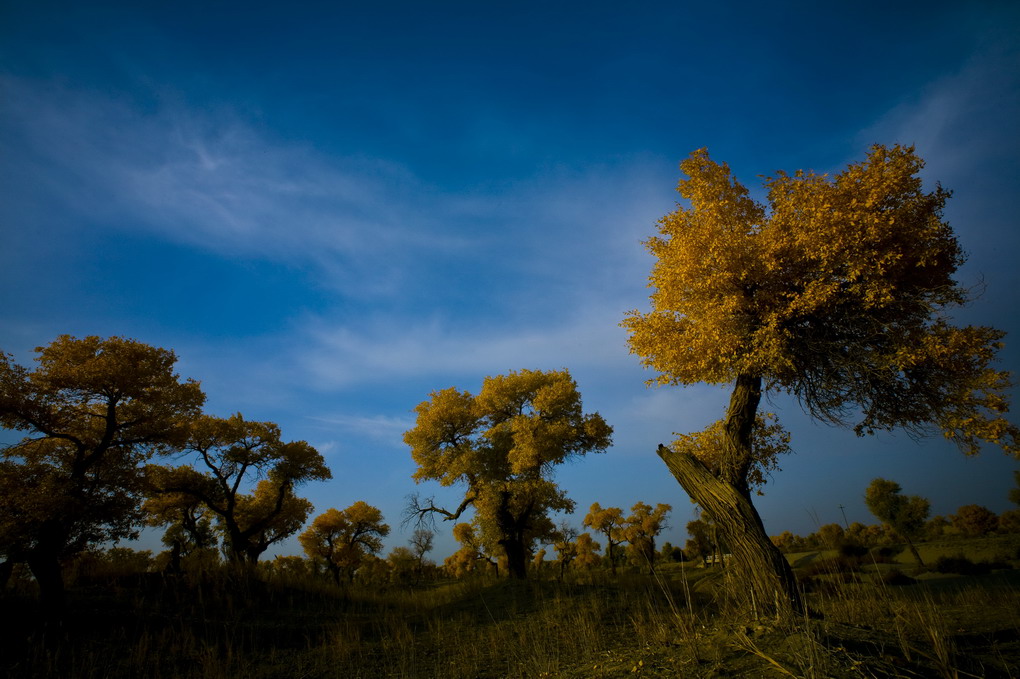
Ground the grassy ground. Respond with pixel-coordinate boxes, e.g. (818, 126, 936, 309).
(2, 537, 1019, 678)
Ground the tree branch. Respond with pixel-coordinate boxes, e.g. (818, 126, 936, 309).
(403, 491, 474, 529)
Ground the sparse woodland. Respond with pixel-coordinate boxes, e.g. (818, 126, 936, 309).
(3, 147, 1020, 678)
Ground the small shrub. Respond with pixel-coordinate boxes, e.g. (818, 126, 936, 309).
(869, 546, 899, 563)
(933, 555, 990, 576)
(801, 554, 862, 577)
(797, 574, 837, 595)
(997, 509, 1020, 534)
(839, 543, 868, 559)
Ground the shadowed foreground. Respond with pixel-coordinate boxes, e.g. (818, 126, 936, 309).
(3, 538, 1020, 679)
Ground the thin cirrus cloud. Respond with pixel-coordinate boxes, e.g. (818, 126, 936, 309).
(306, 414, 416, 451)
(1, 75, 669, 305)
(855, 48, 1020, 184)
(295, 306, 635, 391)
(853, 47, 1020, 369)
(2, 79, 682, 416)
(0, 76, 475, 293)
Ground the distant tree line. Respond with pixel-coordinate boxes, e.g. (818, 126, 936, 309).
(769, 475, 1020, 560)
(1, 338, 687, 612)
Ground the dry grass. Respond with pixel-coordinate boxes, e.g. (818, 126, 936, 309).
(2, 546, 1019, 678)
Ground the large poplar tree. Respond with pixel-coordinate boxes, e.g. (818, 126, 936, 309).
(623, 145, 1018, 612)
(404, 369, 612, 579)
(0, 335, 204, 616)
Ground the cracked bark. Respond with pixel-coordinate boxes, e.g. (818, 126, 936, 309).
(657, 374, 802, 615)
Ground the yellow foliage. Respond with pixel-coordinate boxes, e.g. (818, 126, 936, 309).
(0, 335, 205, 562)
(405, 369, 612, 575)
(583, 503, 626, 544)
(669, 413, 791, 493)
(623, 502, 670, 568)
(624, 145, 1018, 457)
(572, 532, 602, 570)
(299, 502, 389, 582)
(147, 413, 331, 562)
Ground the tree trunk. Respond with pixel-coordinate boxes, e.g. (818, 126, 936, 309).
(710, 524, 722, 568)
(501, 537, 528, 579)
(0, 559, 14, 589)
(28, 552, 66, 626)
(658, 446, 801, 614)
(494, 491, 529, 579)
(904, 537, 925, 568)
(656, 373, 802, 615)
(165, 540, 183, 575)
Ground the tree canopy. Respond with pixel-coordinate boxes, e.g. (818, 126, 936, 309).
(0, 335, 205, 614)
(864, 477, 930, 566)
(624, 145, 1018, 455)
(667, 413, 791, 496)
(299, 502, 390, 584)
(146, 413, 331, 564)
(951, 504, 999, 537)
(582, 502, 627, 574)
(624, 145, 1018, 613)
(623, 501, 671, 573)
(404, 368, 612, 579)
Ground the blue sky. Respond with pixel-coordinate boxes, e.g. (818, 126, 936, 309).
(2, 1, 1019, 560)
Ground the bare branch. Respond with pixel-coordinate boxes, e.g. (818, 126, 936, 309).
(402, 491, 474, 529)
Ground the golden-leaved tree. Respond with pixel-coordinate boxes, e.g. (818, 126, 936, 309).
(146, 413, 330, 564)
(299, 502, 389, 584)
(573, 532, 601, 570)
(623, 145, 1019, 612)
(0, 335, 205, 616)
(582, 503, 627, 574)
(142, 490, 218, 571)
(404, 369, 612, 579)
(443, 521, 497, 577)
(623, 501, 671, 574)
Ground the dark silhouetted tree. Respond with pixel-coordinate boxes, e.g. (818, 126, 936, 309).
(952, 504, 998, 537)
(146, 413, 330, 564)
(409, 528, 435, 582)
(864, 478, 930, 566)
(0, 335, 204, 619)
(551, 522, 579, 580)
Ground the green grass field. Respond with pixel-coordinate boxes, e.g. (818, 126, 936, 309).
(2, 536, 1019, 678)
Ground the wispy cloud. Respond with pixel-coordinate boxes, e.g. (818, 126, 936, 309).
(294, 304, 635, 390)
(856, 48, 1020, 183)
(0, 76, 474, 296)
(1, 75, 671, 306)
(307, 413, 415, 449)
(854, 46, 1020, 344)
